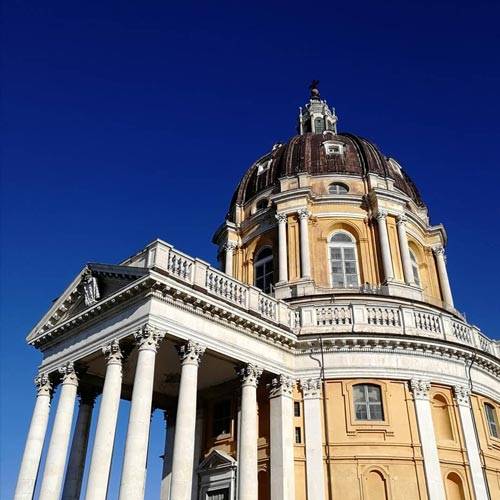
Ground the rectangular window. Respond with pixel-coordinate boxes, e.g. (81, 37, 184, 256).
(485, 403, 499, 438)
(295, 427, 302, 444)
(294, 401, 301, 417)
(212, 400, 232, 437)
(353, 384, 384, 421)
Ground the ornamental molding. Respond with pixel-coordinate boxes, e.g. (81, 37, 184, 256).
(59, 362, 79, 386)
(454, 384, 471, 406)
(410, 378, 431, 399)
(268, 374, 295, 398)
(35, 373, 53, 397)
(176, 340, 206, 365)
(300, 377, 322, 399)
(102, 339, 123, 365)
(134, 324, 165, 352)
(237, 363, 263, 387)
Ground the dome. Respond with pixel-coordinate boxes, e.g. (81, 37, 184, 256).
(228, 131, 424, 219)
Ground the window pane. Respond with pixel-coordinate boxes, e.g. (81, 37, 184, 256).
(343, 248, 355, 260)
(346, 275, 358, 287)
(294, 402, 301, 417)
(344, 261, 356, 274)
(367, 385, 381, 403)
(485, 404, 499, 438)
(295, 427, 302, 443)
(332, 276, 344, 287)
(369, 403, 383, 420)
(330, 248, 342, 260)
(331, 232, 352, 243)
(353, 385, 365, 403)
(355, 404, 368, 420)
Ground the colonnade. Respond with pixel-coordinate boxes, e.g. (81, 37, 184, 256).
(15, 339, 490, 500)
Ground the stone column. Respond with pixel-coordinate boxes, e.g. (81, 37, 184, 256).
(170, 341, 206, 500)
(39, 362, 79, 500)
(396, 215, 415, 285)
(276, 213, 289, 283)
(85, 339, 123, 500)
(237, 364, 263, 500)
(269, 375, 295, 500)
(410, 379, 446, 500)
(375, 210, 394, 283)
(454, 385, 489, 500)
(119, 325, 164, 500)
(160, 412, 175, 500)
(433, 247, 454, 307)
(224, 242, 237, 277)
(191, 408, 204, 500)
(297, 208, 311, 279)
(14, 373, 53, 500)
(61, 389, 96, 500)
(301, 378, 325, 500)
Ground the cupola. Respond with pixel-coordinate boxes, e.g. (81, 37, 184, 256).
(298, 80, 338, 134)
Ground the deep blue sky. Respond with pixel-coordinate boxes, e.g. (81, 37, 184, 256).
(2, 1, 499, 497)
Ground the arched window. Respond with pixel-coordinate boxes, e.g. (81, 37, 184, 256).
(328, 182, 349, 195)
(329, 231, 359, 288)
(353, 384, 384, 420)
(485, 403, 499, 438)
(410, 250, 421, 286)
(314, 117, 325, 134)
(254, 247, 273, 293)
(255, 198, 268, 211)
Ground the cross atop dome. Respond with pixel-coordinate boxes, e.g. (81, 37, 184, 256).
(298, 80, 338, 134)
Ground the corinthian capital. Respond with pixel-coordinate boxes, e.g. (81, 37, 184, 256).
(237, 363, 263, 387)
(396, 214, 407, 225)
(410, 378, 431, 400)
(59, 362, 78, 386)
(102, 339, 123, 365)
(134, 324, 165, 352)
(375, 209, 388, 221)
(35, 373, 53, 397)
(300, 377, 321, 399)
(268, 374, 295, 398)
(275, 213, 287, 224)
(176, 340, 205, 365)
(297, 208, 310, 220)
(454, 384, 471, 406)
(433, 246, 445, 257)
(223, 242, 237, 252)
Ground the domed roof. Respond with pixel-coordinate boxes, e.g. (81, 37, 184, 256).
(228, 131, 424, 218)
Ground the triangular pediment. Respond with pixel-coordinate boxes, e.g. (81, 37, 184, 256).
(27, 263, 148, 343)
(198, 449, 236, 472)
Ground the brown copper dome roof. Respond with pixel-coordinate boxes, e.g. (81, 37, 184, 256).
(228, 131, 424, 218)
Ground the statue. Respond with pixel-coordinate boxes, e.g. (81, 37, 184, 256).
(309, 79, 320, 100)
(81, 268, 100, 306)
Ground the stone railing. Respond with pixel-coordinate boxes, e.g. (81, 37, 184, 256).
(126, 240, 499, 357)
(294, 302, 498, 356)
(130, 240, 288, 327)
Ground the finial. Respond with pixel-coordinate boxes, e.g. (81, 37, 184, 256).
(309, 79, 320, 100)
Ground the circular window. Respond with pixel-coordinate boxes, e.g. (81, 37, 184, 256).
(328, 183, 349, 195)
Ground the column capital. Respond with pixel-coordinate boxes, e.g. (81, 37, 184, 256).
(134, 324, 164, 352)
(59, 362, 78, 386)
(35, 372, 53, 397)
(300, 377, 321, 399)
(453, 384, 471, 406)
(176, 340, 205, 366)
(102, 339, 123, 365)
(432, 245, 445, 257)
(237, 363, 263, 387)
(410, 378, 431, 400)
(396, 214, 407, 225)
(223, 242, 238, 252)
(297, 208, 310, 220)
(268, 374, 294, 399)
(275, 212, 288, 224)
(375, 209, 388, 221)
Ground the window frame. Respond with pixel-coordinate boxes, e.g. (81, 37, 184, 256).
(353, 383, 384, 421)
(327, 230, 360, 289)
(254, 246, 274, 294)
(485, 403, 499, 439)
(409, 249, 421, 287)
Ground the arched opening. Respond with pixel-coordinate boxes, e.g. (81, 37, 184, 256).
(254, 247, 274, 294)
(328, 231, 359, 288)
(365, 470, 389, 500)
(328, 182, 349, 195)
(255, 198, 268, 211)
(409, 249, 421, 286)
(431, 394, 454, 441)
(445, 472, 465, 500)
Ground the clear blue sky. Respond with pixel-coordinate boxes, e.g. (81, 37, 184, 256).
(1, 1, 499, 497)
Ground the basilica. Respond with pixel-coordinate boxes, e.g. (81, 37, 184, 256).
(15, 84, 500, 500)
